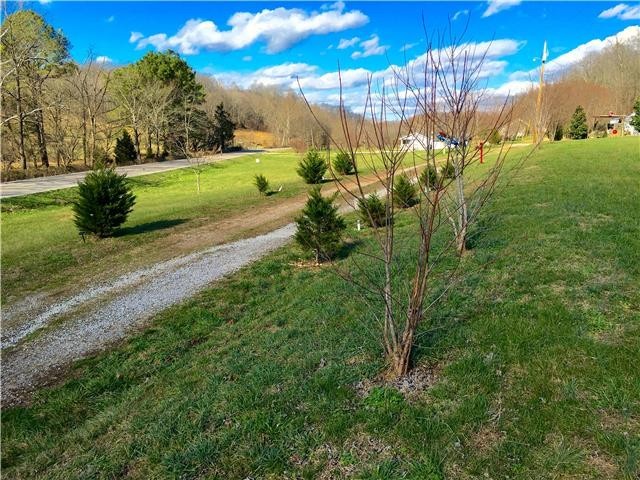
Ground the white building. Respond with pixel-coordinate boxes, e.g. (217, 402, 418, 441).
(399, 133, 447, 152)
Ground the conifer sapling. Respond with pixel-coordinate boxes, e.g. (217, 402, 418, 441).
(297, 149, 328, 184)
(254, 174, 270, 195)
(72, 166, 136, 238)
(295, 186, 346, 263)
(393, 174, 419, 208)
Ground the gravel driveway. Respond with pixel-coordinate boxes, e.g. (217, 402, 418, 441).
(1, 224, 295, 406)
(0, 150, 262, 198)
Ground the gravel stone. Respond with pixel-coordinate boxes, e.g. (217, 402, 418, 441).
(1, 223, 295, 406)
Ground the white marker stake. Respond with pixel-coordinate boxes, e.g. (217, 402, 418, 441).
(357, 220, 361, 231)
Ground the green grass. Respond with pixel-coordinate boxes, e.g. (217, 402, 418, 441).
(1, 151, 307, 302)
(2, 138, 639, 478)
(0, 149, 430, 303)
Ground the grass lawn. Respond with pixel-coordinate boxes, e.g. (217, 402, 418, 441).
(1, 151, 310, 302)
(0, 149, 436, 304)
(2, 137, 639, 478)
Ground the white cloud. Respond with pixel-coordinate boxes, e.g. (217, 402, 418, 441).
(242, 55, 253, 62)
(106, 15, 115, 23)
(351, 34, 388, 59)
(400, 42, 418, 52)
(452, 10, 469, 21)
(598, 4, 640, 20)
(485, 79, 532, 97)
(212, 35, 523, 112)
(540, 25, 639, 77)
(214, 62, 318, 89)
(134, 4, 368, 55)
(129, 32, 143, 43)
(482, 0, 522, 18)
(95, 56, 113, 64)
(296, 68, 371, 90)
(491, 25, 640, 99)
(337, 36, 360, 49)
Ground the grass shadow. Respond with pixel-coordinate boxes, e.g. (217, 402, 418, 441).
(465, 213, 503, 251)
(335, 239, 363, 260)
(114, 218, 187, 237)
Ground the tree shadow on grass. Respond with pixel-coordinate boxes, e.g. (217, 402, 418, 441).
(465, 213, 504, 251)
(114, 218, 187, 237)
(334, 239, 363, 260)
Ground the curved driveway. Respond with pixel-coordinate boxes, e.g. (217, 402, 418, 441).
(0, 150, 262, 198)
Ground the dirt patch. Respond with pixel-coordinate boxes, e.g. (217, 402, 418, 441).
(585, 450, 619, 479)
(469, 424, 505, 453)
(576, 213, 613, 233)
(598, 409, 640, 435)
(307, 431, 395, 479)
(353, 361, 440, 400)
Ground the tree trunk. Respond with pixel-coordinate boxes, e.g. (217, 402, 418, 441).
(15, 73, 28, 170)
(454, 158, 468, 255)
(147, 129, 152, 158)
(36, 109, 49, 168)
(82, 110, 88, 166)
(390, 337, 413, 378)
(90, 115, 98, 166)
(133, 127, 141, 163)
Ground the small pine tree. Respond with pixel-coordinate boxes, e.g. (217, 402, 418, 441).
(333, 151, 355, 175)
(114, 131, 137, 165)
(254, 174, 269, 195)
(553, 124, 564, 141)
(419, 164, 438, 191)
(72, 166, 136, 238)
(297, 149, 328, 184)
(568, 105, 588, 139)
(488, 129, 502, 145)
(631, 98, 640, 132)
(393, 174, 418, 208)
(440, 161, 456, 180)
(295, 186, 346, 263)
(358, 193, 387, 228)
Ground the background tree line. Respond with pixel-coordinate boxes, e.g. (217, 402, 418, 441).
(512, 34, 640, 141)
(0, 9, 342, 177)
(3, 8, 638, 178)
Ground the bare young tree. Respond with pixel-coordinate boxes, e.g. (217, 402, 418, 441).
(301, 29, 528, 378)
(142, 79, 174, 158)
(66, 55, 112, 166)
(111, 66, 145, 163)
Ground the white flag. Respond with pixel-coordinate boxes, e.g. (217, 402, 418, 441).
(542, 41, 549, 63)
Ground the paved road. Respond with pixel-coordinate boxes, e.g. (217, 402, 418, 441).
(0, 150, 262, 198)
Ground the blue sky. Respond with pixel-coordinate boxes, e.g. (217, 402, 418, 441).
(17, 1, 640, 108)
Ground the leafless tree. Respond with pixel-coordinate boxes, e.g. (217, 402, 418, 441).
(300, 30, 530, 378)
(111, 67, 145, 163)
(66, 55, 112, 166)
(142, 80, 174, 158)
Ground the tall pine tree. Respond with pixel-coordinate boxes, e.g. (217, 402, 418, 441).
(212, 103, 235, 152)
(114, 131, 137, 164)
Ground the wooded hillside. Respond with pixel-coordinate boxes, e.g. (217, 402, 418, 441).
(2, 8, 639, 178)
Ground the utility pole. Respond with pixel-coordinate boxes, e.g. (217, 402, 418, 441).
(534, 41, 548, 144)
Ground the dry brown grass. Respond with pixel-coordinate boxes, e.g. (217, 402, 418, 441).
(235, 129, 278, 148)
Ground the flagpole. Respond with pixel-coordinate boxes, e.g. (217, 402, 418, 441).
(534, 41, 547, 144)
